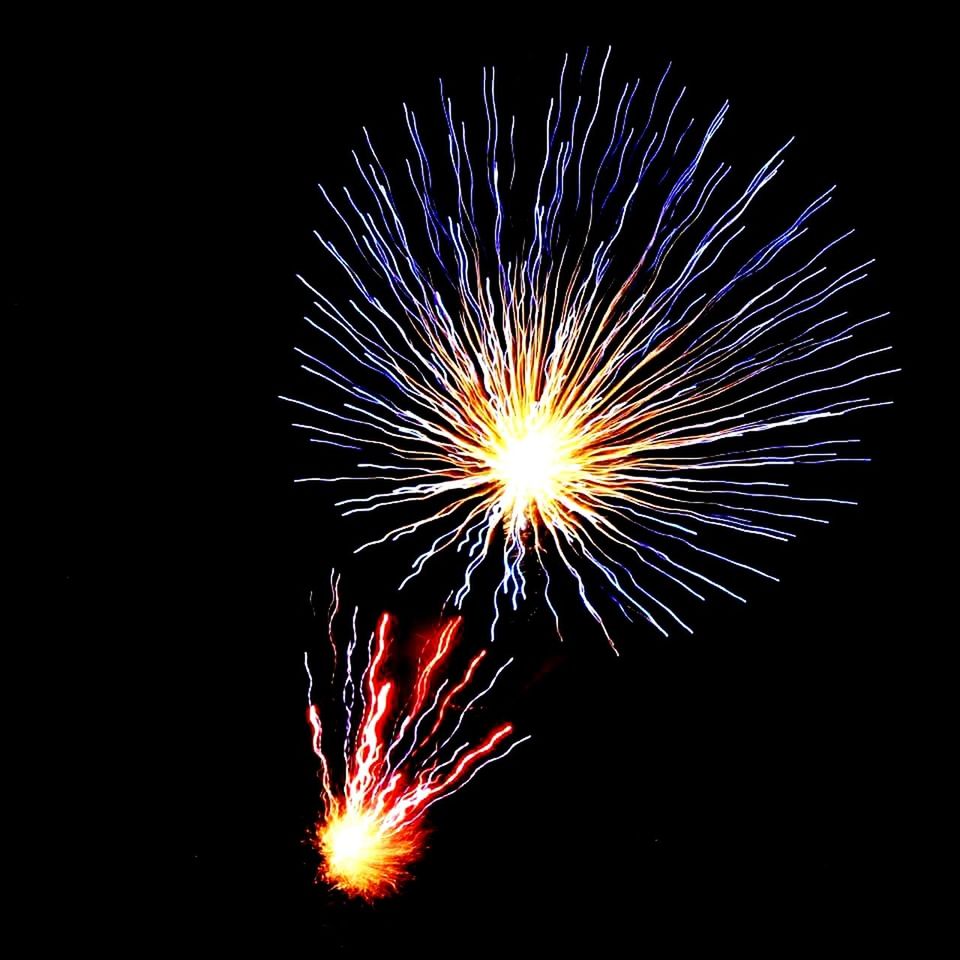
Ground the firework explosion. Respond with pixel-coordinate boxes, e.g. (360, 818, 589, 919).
(308, 574, 527, 899)
(285, 50, 894, 647)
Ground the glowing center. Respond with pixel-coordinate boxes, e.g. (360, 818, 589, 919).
(488, 418, 577, 522)
(324, 808, 380, 866)
(318, 806, 420, 899)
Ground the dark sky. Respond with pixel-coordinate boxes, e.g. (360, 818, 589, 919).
(17, 10, 939, 953)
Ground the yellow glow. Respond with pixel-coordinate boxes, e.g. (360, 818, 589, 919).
(318, 806, 421, 900)
(485, 411, 581, 526)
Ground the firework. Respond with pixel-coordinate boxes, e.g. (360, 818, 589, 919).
(285, 51, 895, 647)
(308, 573, 527, 899)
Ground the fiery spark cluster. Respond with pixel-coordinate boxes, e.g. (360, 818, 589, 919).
(286, 51, 894, 646)
(308, 579, 527, 899)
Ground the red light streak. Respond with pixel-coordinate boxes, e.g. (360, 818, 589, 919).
(308, 595, 528, 899)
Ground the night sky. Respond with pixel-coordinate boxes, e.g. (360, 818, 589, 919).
(20, 11, 937, 952)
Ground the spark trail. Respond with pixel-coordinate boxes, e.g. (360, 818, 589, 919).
(285, 50, 895, 648)
(308, 580, 528, 899)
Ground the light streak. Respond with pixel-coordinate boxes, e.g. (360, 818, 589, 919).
(286, 50, 895, 648)
(308, 583, 528, 899)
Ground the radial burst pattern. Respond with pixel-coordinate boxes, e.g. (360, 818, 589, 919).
(285, 51, 894, 646)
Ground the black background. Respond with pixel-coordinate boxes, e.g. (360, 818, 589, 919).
(16, 10, 940, 953)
